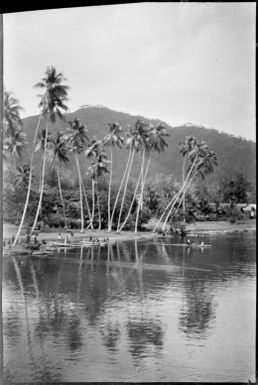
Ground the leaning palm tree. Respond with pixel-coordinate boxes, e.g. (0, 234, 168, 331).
(179, 136, 198, 222)
(160, 140, 218, 231)
(67, 118, 91, 231)
(47, 132, 70, 228)
(103, 123, 124, 231)
(30, 67, 69, 235)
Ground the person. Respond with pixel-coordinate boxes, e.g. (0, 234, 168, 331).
(58, 233, 61, 240)
(25, 234, 30, 244)
(187, 239, 191, 245)
(34, 234, 38, 244)
(200, 241, 204, 246)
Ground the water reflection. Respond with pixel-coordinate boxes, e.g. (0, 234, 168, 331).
(3, 232, 256, 382)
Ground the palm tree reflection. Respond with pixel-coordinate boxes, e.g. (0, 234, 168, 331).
(179, 276, 216, 340)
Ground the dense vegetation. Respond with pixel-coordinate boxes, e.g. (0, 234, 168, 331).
(3, 67, 256, 244)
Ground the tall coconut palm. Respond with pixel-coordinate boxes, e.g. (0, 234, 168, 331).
(30, 66, 69, 235)
(86, 138, 109, 229)
(103, 123, 124, 231)
(47, 132, 70, 228)
(134, 123, 169, 232)
(12, 106, 45, 245)
(67, 118, 91, 231)
(116, 120, 145, 231)
(179, 136, 198, 222)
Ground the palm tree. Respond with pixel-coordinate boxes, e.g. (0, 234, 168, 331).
(14, 165, 30, 188)
(3, 91, 25, 168)
(103, 123, 124, 232)
(30, 66, 69, 235)
(47, 132, 70, 228)
(179, 137, 198, 222)
(160, 140, 218, 231)
(67, 118, 91, 231)
(86, 138, 109, 229)
(3, 126, 26, 167)
(4, 91, 23, 132)
(134, 123, 169, 232)
(116, 120, 145, 231)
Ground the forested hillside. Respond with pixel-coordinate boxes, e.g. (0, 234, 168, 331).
(21, 106, 256, 186)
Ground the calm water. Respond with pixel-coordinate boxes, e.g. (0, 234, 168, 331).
(3, 232, 256, 382)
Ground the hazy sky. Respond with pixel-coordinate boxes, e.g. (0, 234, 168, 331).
(3, 2, 256, 140)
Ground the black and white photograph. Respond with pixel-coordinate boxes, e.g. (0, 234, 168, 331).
(2, 2, 256, 383)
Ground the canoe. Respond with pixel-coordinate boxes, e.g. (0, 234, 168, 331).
(164, 243, 212, 248)
(82, 241, 107, 247)
(49, 242, 81, 247)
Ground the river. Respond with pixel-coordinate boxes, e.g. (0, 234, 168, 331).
(2, 231, 256, 382)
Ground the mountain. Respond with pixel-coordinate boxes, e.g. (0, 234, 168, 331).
(20, 105, 256, 187)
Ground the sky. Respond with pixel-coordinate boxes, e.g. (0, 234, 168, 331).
(3, 2, 256, 141)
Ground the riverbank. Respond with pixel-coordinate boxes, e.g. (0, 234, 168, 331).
(3, 219, 256, 244)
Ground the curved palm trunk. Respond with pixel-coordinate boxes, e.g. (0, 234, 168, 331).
(118, 159, 143, 232)
(134, 150, 146, 233)
(13, 112, 43, 245)
(107, 148, 113, 231)
(30, 123, 49, 235)
(173, 172, 196, 219)
(153, 153, 199, 233)
(56, 166, 68, 229)
(75, 154, 84, 232)
(116, 149, 135, 231)
(161, 154, 199, 231)
(109, 149, 133, 232)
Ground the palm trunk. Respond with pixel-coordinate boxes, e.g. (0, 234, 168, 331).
(118, 159, 143, 232)
(107, 148, 113, 231)
(182, 156, 186, 222)
(75, 154, 84, 232)
(13, 112, 43, 246)
(96, 183, 102, 230)
(173, 172, 196, 219)
(153, 153, 199, 232)
(116, 148, 135, 231)
(109, 149, 133, 231)
(80, 173, 92, 227)
(134, 149, 145, 233)
(91, 178, 95, 229)
(161, 153, 199, 231)
(56, 166, 68, 229)
(30, 122, 49, 235)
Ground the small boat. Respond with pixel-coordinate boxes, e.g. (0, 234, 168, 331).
(32, 250, 53, 255)
(165, 243, 212, 248)
(48, 242, 81, 247)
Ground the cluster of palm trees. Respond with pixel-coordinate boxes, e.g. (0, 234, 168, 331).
(153, 136, 218, 232)
(4, 66, 218, 246)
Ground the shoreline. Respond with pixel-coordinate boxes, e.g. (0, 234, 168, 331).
(3, 220, 256, 244)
